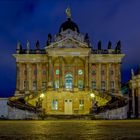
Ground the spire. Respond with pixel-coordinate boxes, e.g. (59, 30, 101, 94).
(66, 7, 72, 19)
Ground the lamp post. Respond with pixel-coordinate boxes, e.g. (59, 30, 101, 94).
(90, 92, 97, 114)
(37, 93, 45, 119)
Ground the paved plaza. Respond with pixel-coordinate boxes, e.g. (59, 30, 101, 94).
(0, 120, 140, 140)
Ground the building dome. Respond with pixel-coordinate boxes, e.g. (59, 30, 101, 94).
(59, 18, 80, 33)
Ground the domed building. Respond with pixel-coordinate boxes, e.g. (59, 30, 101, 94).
(12, 8, 125, 116)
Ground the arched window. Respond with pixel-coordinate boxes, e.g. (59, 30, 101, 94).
(65, 74, 73, 89)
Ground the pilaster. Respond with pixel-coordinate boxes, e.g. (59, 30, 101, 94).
(106, 63, 110, 91)
(138, 87, 140, 118)
(48, 56, 53, 89)
(37, 63, 42, 91)
(27, 63, 32, 91)
(132, 89, 136, 117)
(85, 56, 89, 90)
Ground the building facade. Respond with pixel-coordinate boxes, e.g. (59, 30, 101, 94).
(129, 68, 140, 118)
(13, 8, 125, 115)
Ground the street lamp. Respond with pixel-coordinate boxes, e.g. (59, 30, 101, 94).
(90, 92, 97, 114)
(90, 93, 95, 98)
(40, 93, 45, 98)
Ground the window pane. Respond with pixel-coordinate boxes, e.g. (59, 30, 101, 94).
(32, 81, 37, 90)
(42, 82, 46, 90)
(56, 69, 59, 75)
(79, 99, 84, 110)
(78, 80, 83, 90)
(55, 81, 59, 89)
(52, 99, 58, 110)
(91, 81, 96, 90)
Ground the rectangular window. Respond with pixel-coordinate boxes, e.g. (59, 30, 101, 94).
(32, 81, 37, 91)
(42, 82, 47, 90)
(79, 99, 84, 110)
(101, 81, 106, 90)
(91, 81, 96, 90)
(110, 70, 114, 75)
(55, 81, 59, 89)
(52, 99, 58, 110)
(78, 80, 84, 90)
(56, 69, 60, 75)
(101, 70, 105, 75)
(24, 81, 28, 90)
(111, 81, 115, 90)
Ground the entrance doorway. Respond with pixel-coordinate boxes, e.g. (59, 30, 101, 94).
(65, 74, 73, 90)
(64, 99, 72, 114)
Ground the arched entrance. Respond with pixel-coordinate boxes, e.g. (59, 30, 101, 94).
(65, 73, 73, 90)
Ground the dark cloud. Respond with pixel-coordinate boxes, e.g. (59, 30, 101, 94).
(0, 0, 140, 97)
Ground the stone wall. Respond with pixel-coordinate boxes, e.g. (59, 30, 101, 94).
(0, 98, 8, 118)
(8, 106, 38, 120)
(97, 105, 128, 119)
(0, 98, 38, 119)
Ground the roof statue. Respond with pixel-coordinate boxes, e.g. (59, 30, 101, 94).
(131, 69, 134, 76)
(66, 7, 71, 18)
(27, 40, 30, 50)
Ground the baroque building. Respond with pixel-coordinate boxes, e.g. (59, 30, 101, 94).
(13, 8, 125, 115)
(128, 68, 140, 118)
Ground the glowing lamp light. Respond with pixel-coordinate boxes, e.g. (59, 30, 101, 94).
(90, 93, 95, 98)
(40, 93, 45, 98)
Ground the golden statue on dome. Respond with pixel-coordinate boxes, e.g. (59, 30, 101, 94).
(66, 7, 71, 18)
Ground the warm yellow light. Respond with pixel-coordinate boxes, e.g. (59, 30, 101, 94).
(90, 93, 95, 98)
(40, 93, 45, 98)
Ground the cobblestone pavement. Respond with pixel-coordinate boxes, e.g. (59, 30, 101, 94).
(0, 120, 140, 140)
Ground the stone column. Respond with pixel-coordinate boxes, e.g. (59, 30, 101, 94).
(62, 57, 65, 90)
(37, 63, 42, 92)
(74, 56, 78, 89)
(59, 57, 61, 89)
(20, 63, 24, 91)
(118, 63, 121, 91)
(89, 62, 92, 90)
(27, 63, 32, 91)
(132, 88, 136, 117)
(15, 62, 20, 96)
(106, 63, 110, 92)
(16, 62, 20, 91)
(97, 63, 101, 91)
(85, 56, 89, 90)
(138, 87, 140, 118)
(48, 56, 53, 89)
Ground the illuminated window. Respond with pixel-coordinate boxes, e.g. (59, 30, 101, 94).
(91, 81, 96, 90)
(78, 69, 83, 75)
(79, 100, 84, 110)
(42, 82, 46, 90)
(55, 81, 59, 89)
(65, 74, 73, 89)
(52, 99, 58, 110)
(56, 69, 60, 75)
(32, 81, 37, 91)
(111, 81, 115, 90)
(78, 80, 84, 90)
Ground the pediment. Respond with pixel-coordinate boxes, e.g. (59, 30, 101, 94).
(46, 37, 88, 49)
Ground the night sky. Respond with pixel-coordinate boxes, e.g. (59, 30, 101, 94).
(0, 0, 140, 97)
